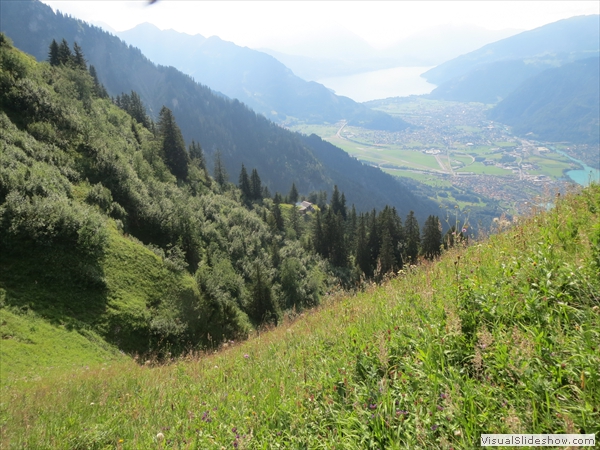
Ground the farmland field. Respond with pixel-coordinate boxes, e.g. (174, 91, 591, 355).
(289, 97, 591, 215)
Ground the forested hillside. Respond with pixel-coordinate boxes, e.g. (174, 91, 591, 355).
(0, 0, 434, 218)
(0, 34, 323, 358)
(488, 57, 600, 144)
(0, 36, 448, 374)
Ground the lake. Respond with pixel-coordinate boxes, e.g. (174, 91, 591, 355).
(317, 66, 436, 103)
(551, 147, 599, 186)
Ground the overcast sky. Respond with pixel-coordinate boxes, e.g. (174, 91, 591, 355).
(42, 1, 599, 50)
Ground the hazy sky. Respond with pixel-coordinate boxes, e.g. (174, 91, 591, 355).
(42, 1, 599, 50)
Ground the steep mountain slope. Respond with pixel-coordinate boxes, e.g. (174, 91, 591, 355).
(4, 177, 599, 446)
(423, 15, 600, 86)
(0, 34, 326, 367)
(0, 0, 434, 217)
(488, 57, 600, 145)
(427, 59, 556, 104)
(116, 23, 409, 130)
(422, 15, 599, 104)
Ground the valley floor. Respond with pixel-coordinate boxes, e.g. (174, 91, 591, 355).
(290, 98, 600, 217)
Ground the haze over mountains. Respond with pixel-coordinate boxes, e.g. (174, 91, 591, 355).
(489, 57, 600, 145)
(259, 24, 521, 81)
(116, 23, 410, 130)
(425, 15, 600, 102)
(0, 0, 435, 218)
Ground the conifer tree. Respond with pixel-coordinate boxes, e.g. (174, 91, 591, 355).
(347, 204, 357, 249)
(271, 196, 285, 232)
(48, 39, 59, 66)
(422, 215, 442, 260)
(213, 150, 228, 186)
(189, 140, 205, 168)
(250, 168, 262, 201)
(88, 65, 108, 98)
(288, 182, 299, 204)
(313, 211, 326, 257)
(57, 38, 72, 65)
(128, 91, 150, 128)
(355, 214, 371, 277)
(158, 106, 189, 181)
(328, 211, 347, 267)
(72, 42, 86, 70)
(289, 201, 300, 236)
(379, 227, 395, 275)
(261, 185, 271, 200)
(367, 209, 380, 271)
(238, 164, 251, 202)
(330, 185, 346, 218)
(404, 210, 420, 264)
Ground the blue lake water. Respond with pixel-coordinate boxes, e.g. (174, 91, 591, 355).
(317, 66, 436, 103)
(554, 149, 600, 186)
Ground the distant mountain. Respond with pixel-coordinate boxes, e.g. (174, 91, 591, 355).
(260, 25, 521, 82)
(488, 57, 600, 145)
(427, 59, 556, 104)
(423, 15, 599, 86)
(0, 0, 436, 218)
(382, 25, 522, 69)
(116, 23, 409, 131)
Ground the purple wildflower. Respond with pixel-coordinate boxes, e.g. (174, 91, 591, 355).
(431, 424, 439, 431)
(369, 404, 377, 410)
(244, 354, 249, 359)
(437, 405, 444, 411)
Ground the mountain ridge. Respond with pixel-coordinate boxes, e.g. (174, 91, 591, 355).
(0, 0, 435, 218)
(488, 57, 600, 145)
(116, 22, 410, 131)
(422, 14, 600, 86)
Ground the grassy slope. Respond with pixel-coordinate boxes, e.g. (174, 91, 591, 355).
(1, 185, 598, 448)
(0, 307, 126, 382)
(0, 224, 202, 382)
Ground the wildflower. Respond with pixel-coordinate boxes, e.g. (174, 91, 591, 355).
(462, 228, 467, 233)
(396, 410, 408, 416)
(437, 405, 444, 411)
(369, 404, 377, 410)
(440, 393, 448, 400)
(157, 432, 165, 441)
(118, 439, 124, 443)
(431, 424, 439, 431)
(232, 427, 237, 433)
(244, 354, 249, 359)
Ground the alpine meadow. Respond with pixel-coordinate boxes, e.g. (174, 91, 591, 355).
(1, 1, 600, 449)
